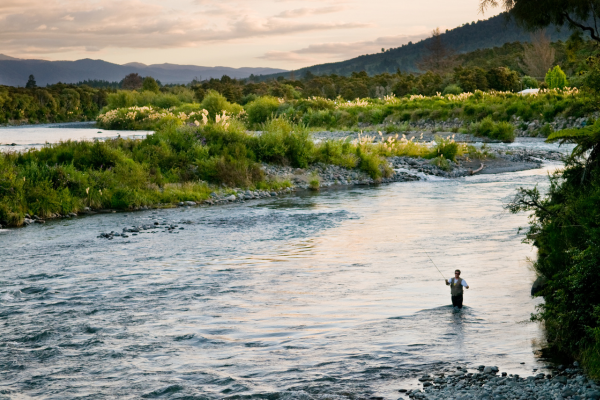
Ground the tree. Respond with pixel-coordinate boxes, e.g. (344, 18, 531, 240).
(417, 27, 456, 74)
(25, 75, 37, 88)
(453, 66, 489, 92)
(142, 76, 160, 93)
(120, 73, 143, 90)
(480, 0, 600, 43)
(486, 67, 520, 91)
(545, 65, 568, 89)
(520, 29, 555, 79)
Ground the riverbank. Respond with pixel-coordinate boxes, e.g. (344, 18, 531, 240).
(0, 122, 563, 230)
(13, 147, 562, 232)
(402, 362, 598, 400)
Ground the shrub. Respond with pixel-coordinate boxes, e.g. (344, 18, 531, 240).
(491, 121, 515, 142)
(309, 176, 320, 191)
(442, 84, 463, 95)
(522, 75, 539, 89)
(431, 156, 451, 171)
(201, 90, 233, 120)
(245, 96, 280, 126)
(471, 117, 515, 142)
(432, 136, 459, 161)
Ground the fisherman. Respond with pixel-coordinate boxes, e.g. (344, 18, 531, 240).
(445, 269, 469, 309)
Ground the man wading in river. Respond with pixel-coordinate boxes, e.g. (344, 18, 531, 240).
(445, 269, 469, 309)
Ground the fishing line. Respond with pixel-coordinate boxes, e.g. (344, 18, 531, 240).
(425, 251, 447, 280)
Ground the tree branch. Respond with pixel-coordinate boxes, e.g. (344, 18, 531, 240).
(563, 12, 600, 42)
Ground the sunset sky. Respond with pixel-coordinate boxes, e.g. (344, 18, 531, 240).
(1, 0, 501, 69)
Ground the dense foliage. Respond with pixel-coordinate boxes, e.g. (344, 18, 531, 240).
(508, 122, 600, 376)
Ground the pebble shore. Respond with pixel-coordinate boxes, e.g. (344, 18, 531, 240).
(402, 362, 599, 400)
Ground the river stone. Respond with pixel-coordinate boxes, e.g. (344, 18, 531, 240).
(562, 388, 576, 397)
(483, 366, 494, 374)
(531, 275, 548, 296)
(554, 376, 567, 384)
(587, 390, 600, 399)
(225, 195, 236, 202)
(184, 201, 196, 206)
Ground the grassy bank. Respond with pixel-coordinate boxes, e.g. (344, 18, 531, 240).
(0, 114, 465, 227)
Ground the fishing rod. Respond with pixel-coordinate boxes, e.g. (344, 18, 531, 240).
(425, 251, 447, 280)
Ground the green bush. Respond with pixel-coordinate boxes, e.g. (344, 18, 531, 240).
(431, 136, 459, 161)
(245, 96, 280, 126)
(200, 90, 233, 119)
(522, 75, 539, 89)
(442, 84, 463, 95)
(431, 156, 451, 171)
(471, 117, 515, 142)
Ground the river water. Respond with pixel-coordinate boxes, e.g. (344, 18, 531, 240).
(0, 132, 571, 399)
(0, 122, 150, 153)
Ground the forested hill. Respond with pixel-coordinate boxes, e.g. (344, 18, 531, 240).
(261, 13, 574, 79)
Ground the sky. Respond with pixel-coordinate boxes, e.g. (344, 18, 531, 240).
(0, 0, 502, 70)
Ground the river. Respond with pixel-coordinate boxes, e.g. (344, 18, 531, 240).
(0, 127, 571, 399)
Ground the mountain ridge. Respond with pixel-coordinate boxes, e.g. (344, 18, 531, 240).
(0, 57, 287, 87)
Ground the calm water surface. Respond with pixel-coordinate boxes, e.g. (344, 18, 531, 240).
(0, 139, 570, 399)
(0, 122, 150, 152)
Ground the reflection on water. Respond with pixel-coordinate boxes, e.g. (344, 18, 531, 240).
(0, 122, 150, 152)
(0, 158, 564, 398)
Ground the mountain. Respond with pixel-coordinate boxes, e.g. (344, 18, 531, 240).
(0, 58, 287, 87)
(0, 54, 19, 61)
(260, 13, 575, 79)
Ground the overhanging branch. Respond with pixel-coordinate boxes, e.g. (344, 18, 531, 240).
(563, 12, 600, 42)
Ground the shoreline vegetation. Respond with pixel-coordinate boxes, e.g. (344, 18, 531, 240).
(93, 87, 593, 143)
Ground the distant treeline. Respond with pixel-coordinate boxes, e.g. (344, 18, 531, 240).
(0, 84, 109, 124)
(2, 33, 597, 125)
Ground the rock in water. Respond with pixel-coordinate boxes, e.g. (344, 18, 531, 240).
(531, 275, 548, 296)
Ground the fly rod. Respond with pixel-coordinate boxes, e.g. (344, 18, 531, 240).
(425, 251, 447, 280)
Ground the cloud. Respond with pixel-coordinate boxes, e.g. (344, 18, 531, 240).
(0, 0, 367, 56)
(258, 32, 430, 63)
(274, 6, 345, 18)
(259, 51, 315, 63)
